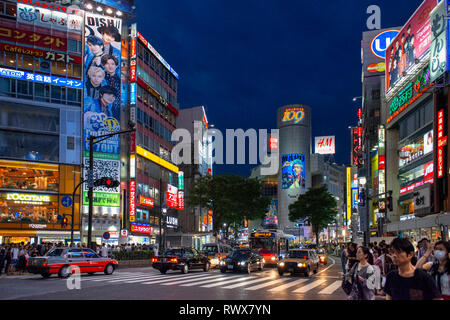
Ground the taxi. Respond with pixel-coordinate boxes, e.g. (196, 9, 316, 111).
(201, 243, 232, 268)
(27, 247, 119, 278)
(277, 249, 319, 277)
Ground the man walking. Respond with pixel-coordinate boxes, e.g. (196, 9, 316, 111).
(384, 238, 442, 300)
(101, 243, 109, 258)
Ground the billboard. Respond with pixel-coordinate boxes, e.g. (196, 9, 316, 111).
(362, 28, 400, 77)
(385, 0, 437, 92)
(429, 0, 447, 82)
(83, 13, 122, 209)
(264, 200, 278, 227)
(315, 136, 335, 154)
(281, 153, 306, 190)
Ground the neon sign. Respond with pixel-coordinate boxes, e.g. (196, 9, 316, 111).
(282, 107, 305, 124)
(0, 67, 82, 88)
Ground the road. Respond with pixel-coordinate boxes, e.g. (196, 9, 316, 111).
(0, 256, 347, 300)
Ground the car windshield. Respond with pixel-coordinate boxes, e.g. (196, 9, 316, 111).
(45, 248, 65, 257)
(163, 249, 183, 256)
(202, 246, 218, 255)
(229, 250, 251, 259)
(288, 251, 309, 259)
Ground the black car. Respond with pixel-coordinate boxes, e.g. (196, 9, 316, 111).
(152, 247, 210, 274)
(219, 249, 264, 274)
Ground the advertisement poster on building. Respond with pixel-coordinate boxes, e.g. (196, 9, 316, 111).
(281, 153, 306, 190)
(82, 13, 122, 208)
(385, 0, 437, 92)
(424, 130, 433, 154)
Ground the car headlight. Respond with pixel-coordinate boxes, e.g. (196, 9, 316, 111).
(297, 263, 305, 268)
(278, 262, 285, 267)
(238, 261, 246, 266)
(262, 258, 265, 263)
(219, 260, 225, 266)
(271, 256, 276, 261)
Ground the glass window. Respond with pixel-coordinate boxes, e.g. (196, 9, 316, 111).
(51, 85, 62, 103)
(0, 130, 59, 162)
(35, 83, 50, 102)
(17, 80, 32, 99)
(4, 52, 16, 67)
(21, 55, 34, 70)
(0, 162, 59, 192)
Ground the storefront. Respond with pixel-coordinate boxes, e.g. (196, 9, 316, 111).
(0, 160, 81, 243)
(129, 222, 152, 244)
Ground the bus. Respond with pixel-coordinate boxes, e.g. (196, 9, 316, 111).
(249, 229, 292, 265)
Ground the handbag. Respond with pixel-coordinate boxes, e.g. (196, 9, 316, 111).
(341, 264, 357, 295)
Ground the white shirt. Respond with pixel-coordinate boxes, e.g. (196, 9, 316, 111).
(12, 248, 19, 259)
(101, 246, 108, 257)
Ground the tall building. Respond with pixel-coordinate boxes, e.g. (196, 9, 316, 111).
(0, 0, 88, 244)
(168, 106, 214, 250)
(277, 104, 312, 238)
(124, 24, 182, 246)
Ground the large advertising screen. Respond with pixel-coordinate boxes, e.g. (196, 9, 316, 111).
(82, 13, 122, 208)
(281, 153, 306, 190)
(385, 0, 437, 92)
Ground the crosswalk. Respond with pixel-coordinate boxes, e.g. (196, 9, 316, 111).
(61, 271, 344, 295)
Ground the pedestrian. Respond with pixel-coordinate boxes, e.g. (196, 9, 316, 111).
(347, 246, 377, 300)
(101, 243, 108, 258)
(416, 240, 450, 300)
(17, 246, 27, 274)
(384, 238, 442, 300)
(0, 245, 5, 275)
(341, 243, 348, 275)
(346, 243, 358, 272)
(4, 246, 12, 275)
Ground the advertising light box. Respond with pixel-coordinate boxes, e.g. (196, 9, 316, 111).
(315, 136, 335, 154)
(281, 153, 306, 190)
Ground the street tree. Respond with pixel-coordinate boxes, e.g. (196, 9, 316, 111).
(288, 185, 338, 245)
(187, 174, 270, 232)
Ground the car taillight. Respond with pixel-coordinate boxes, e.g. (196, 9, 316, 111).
(218, 253, 221, 258)
(304, 256, 307, 260)
(42, 260, 48, 267)
(169, 258, 177, 263)
(152, 258, 159, 262)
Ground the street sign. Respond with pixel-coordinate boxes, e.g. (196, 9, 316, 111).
(103, 232, 110, 240)
(61, 195, 73, 207)
(121, 229, 128, 237)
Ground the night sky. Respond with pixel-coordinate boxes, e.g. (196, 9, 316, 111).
(134, 0, 424, 176)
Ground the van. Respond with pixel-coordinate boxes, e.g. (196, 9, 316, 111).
(201, 243, 232, 268)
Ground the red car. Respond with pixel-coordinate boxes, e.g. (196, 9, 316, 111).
(27, 247, 118, 278)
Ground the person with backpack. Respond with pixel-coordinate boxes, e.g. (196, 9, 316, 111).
(416, 240, 450, 300)
(384, 238, 442, 300)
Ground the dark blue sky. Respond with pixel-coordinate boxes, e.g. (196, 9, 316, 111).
(135, 0, 424, 176)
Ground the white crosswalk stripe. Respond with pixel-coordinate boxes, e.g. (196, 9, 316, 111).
(160, 274, 225, 286)
(292, 279, 327, 293)
(180, 275, 240, 287)
(142, 273, 212, 285)
(222, 277, 271, 289)
(200, 276, 256, 288)
(268, 278, 308, 292)
(81, 273, 145, 281)
(93, 275, 153, 282)
(120, 275, 171, 283)
(244, 278, 290, 290)
(318, 280, 342, 294)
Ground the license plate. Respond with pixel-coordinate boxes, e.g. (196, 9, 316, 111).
(227, 265, 234, 269)
(288, 268, 294, 272)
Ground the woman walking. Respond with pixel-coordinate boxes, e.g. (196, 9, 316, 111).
(347, 246, 377, 300)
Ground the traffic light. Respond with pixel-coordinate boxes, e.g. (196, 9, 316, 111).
(61, 216, 68, 228)
(94, 177, 120, 188)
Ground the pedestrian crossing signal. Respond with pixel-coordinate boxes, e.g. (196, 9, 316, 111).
(61, 216, 68, 228)
(94, 177, 120, 188)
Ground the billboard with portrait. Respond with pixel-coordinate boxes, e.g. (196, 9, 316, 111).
(82, 13, 122, 208)
(281, 153, 306, 190)
(385, 0, 437, 92)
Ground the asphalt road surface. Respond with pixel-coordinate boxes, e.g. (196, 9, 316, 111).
(0, 256, 347, 300)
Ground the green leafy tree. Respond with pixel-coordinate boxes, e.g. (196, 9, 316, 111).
(288, 185, 338, 245)
(187, 174, 270, 232)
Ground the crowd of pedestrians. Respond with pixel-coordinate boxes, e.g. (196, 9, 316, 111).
(340, 237, 450, 300)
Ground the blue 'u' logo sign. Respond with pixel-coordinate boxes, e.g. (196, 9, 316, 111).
(371, 29, 400, 59)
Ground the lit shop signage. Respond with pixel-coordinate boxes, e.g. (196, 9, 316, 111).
(437, 109, 447, 178)
(16, 0, 77, 14)
(399, 131, 432, 168)
(352, 127, 362, 167)
(166, 216, 178, 227)
(0, 25, 68, 51)
(137, 32, 179, 79)
(370, 29, 400, 59)
(269, 136, 278, 150)
(139, 195, 154, 208)
(0, 44, 81, 64)
(130, 223, 151, 234)
(429, 0, 446, 82)
(29, 224, 47, 229)
(130, 181, 136, 222)
(5, 193, 52, 205)
(346, 167, 351, 223)
(0, 67, 82, 88)
(281, 107, 305, 124)
(166, 184, 178, 208)
(17, 3, 83, 32)
(178, 171, 184, 190)
(130, 82, 136, 105)
(387, 66, 432, 124)
(315, 136, 335, 154)
(400, 162, 434, 195)
(178, 191, 184, 210)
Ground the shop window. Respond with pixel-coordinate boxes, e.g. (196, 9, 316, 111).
(0, 160, 59, 192)
(35, 83, 50, 102)
(51, 85, 62, 103)
(4, 52, 16, 67)
(21, 55, 34, 70)
(17, 80, 32, 100)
